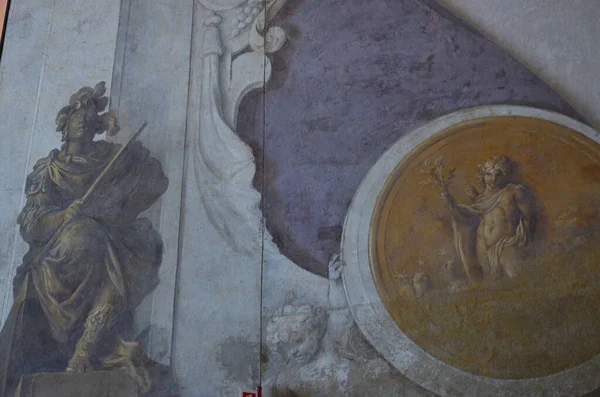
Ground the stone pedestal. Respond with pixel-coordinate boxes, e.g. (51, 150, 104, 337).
(14, 370, 138, 397)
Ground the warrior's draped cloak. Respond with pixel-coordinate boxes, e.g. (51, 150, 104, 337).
(0, 140, 168, 395)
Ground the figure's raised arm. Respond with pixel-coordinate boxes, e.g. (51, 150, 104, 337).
(440, 189, 478, 222)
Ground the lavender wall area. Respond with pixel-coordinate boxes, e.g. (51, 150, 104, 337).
(238, 0, 581, 277)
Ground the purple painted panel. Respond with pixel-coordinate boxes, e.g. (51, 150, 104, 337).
(237, 0, 582, 277)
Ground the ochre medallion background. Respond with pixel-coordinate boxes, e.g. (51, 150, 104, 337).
(371, 116, 600, 379)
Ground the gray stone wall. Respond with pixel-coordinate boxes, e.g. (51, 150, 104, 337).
(0, 0, 596, 396)
(436, 0, 600, 130)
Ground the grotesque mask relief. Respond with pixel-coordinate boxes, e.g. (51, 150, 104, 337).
(0, 82, 177, 397)
(262, 254, 432, 397)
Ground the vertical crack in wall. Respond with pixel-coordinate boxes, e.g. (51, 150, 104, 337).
(258, 0, 268, 387)
(170, 0, 197, 369)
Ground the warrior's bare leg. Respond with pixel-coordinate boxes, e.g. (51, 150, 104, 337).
(66, 284, 121, 373)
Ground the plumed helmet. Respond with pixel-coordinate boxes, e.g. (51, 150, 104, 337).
(55, 81, 120, 138)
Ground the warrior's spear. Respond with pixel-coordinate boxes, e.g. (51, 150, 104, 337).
(33, 121, 148, 266)
(0, 122, 147, 397)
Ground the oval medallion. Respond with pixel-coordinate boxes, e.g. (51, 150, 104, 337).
(342, 106, 600, 396)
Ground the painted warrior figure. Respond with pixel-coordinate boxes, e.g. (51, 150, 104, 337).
(0, 82, 168, 393)
(440, 156, 535, 281)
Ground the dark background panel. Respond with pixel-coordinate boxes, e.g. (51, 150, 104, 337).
(237, 0, 582, 277)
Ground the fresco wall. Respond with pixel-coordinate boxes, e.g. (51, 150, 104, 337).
(0, 0, 597, 396)
(240, 0, 581, 277)
(436, 0, 600, 130)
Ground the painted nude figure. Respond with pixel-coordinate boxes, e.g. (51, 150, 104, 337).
(0, 82, 168, 394)
(424, 155, 535, 281)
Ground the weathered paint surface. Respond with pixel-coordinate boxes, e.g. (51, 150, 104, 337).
(238, 0, 582, 276)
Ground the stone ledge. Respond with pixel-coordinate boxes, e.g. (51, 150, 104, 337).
(14, 369, 138, 397)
